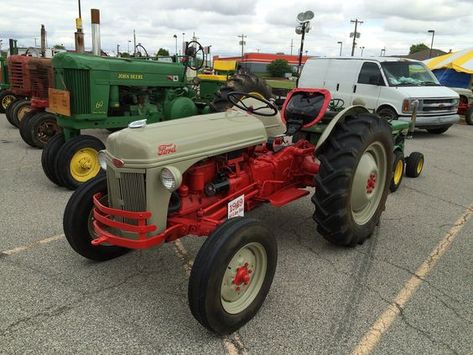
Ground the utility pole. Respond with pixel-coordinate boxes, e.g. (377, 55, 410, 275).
(337, 41, 343, 56)
(238, 34, 247, 62)
(290, 39, 294, 55)
(133, 29, 136, 56)
(116, 44, 120, 57)
(350, 19, 363, 56)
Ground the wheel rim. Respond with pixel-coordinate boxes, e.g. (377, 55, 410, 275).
(393, 159, 403, 185)
(220, 242, 267, 314)
(1, 95, 15, 109)
(17, 105, 31, 123)
(70, 147, 101, 182)
(36, 117, 60, 144)
(416, 158, 424, 175)
(350, 142, 387, 225)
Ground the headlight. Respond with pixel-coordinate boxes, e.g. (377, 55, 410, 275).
(98, 150, 107, 170)
(160, 167, 182, 191)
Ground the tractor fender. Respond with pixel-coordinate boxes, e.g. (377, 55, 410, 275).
(315, 105, 370, 151)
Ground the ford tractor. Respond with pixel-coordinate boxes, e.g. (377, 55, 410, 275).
(64, 88, 394, 335)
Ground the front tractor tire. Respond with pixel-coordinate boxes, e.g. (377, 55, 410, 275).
(313, 113, 393, 246)
(64, 175, 130, 261)
(188, 218, 277, 335)
(55, 135, 105, 190)
(21, 111, 60, 149)
(405, 152, 424, 178)
(211, 73, 272, 112)
(41, 133, 65, 186)
(0, 91, 17, 114)
(390, 150, 405, 192)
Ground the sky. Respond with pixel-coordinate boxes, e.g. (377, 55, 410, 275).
(0, 0, 472, 58)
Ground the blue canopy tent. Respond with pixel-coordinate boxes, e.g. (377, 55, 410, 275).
(433, 68, 471, 89)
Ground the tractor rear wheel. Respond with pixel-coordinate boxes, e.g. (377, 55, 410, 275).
(41, 133, 65, 186)
(188, 217, 277, 335)
(63, 175, 130, 261)
(55, 135, 105, 190)
(13, 100, 32, 127)
(211, 73, 272, 112)
(390, 150, 404, 192)
(26, 111, 60, 149)
(313, 113, 393, 246)
(19, 110, 38, 147)
(0, 91, 16, 113)
(465, 107, 473, 125)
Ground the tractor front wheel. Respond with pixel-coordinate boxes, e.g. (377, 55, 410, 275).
(313, 113, 393, 246)
(390, 150, 405, 192)
(188, 217, 277, 335)
(41, 133, 65, 186)
(13, 100, 32, 127)
(0, 91, 17, 113)
(25, 111, 60, 149)
(405, 152, 424, 178)
(5, 98, 26, 127)
(19, 110, 39, 147)
(55, 135, 105, 190)
(63, 175, 130, 261)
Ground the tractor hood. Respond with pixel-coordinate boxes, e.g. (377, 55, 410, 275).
(106, 110, 268, 167)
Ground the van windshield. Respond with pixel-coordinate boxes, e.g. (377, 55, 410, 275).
(381, 62, 440, 87)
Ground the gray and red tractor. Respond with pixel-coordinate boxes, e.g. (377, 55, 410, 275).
(64, 88, 395, 334)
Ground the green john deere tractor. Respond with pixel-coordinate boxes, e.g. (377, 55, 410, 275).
(42, 48, 272, 190)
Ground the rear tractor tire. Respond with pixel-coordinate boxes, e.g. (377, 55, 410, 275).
(405, 152, 424, 178)
(55, 135, 105, 190)
(188, 217, 277, 335)
(313, 113, 393, 246)
(0, 91, 17, 114)
(63, 175, 130, 261)
(390, 150, 404, 192)
(211, 73, 272, 112)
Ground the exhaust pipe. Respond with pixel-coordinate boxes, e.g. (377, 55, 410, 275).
(91, 9, 101, 56)
(40, 24, 46, 57)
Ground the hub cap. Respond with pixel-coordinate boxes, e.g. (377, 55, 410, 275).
(220, 242, 267, 314)
(1, 95, 15, 109)
(17, 105, 31, 123)
(70, 148, 101, 182)
(350, 142, 387, 225)
(416, 159, 424, 175)
(36, 118, 60, 144)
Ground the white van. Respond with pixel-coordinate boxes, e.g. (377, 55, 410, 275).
(299, 57, 460, 134)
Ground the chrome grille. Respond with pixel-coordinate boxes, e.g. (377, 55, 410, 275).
(106, 169, 146, 216)
(420, 98, 457, 114)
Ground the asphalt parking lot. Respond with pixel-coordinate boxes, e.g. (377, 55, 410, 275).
(1, 115, 472, 354)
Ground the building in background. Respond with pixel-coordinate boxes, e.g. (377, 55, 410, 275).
(213, 52, 310, 74)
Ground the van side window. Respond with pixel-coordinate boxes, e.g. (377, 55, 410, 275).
(358, 62, 385, 86)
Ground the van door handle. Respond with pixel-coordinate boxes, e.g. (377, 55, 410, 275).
(336, 83, 340, 91)
(353, 85, 357, 93)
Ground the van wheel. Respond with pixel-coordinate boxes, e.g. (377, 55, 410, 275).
(465, 107, 473, 125)
(426, 125, 451, 134)
(377, 107, 398, 121)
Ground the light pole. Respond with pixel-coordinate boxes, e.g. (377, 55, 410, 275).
(173, 34, 178, 56)
(295, 10, 315, 83)
(238, 34, 247, 62)
(360, 46, 365, 56)
(428, 29, 435, 58)
(337, 41, 343, 56)
(380, 47, 386, 56)
(182, 32, 185, 55)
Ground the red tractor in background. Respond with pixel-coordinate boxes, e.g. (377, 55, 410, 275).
(64, 88, 394, 334)
(19, 58, 60, 148)
(5, 55, 33, 127)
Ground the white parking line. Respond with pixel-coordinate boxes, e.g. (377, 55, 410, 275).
(2, 234, 64, 256)
(351, 203, 473, 355)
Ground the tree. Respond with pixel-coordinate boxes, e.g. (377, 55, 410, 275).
(266, 59, 292, 78)
(156, 48, 170, 57)
(53, 44, 66, 50)
(409, 43, 429, 54)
